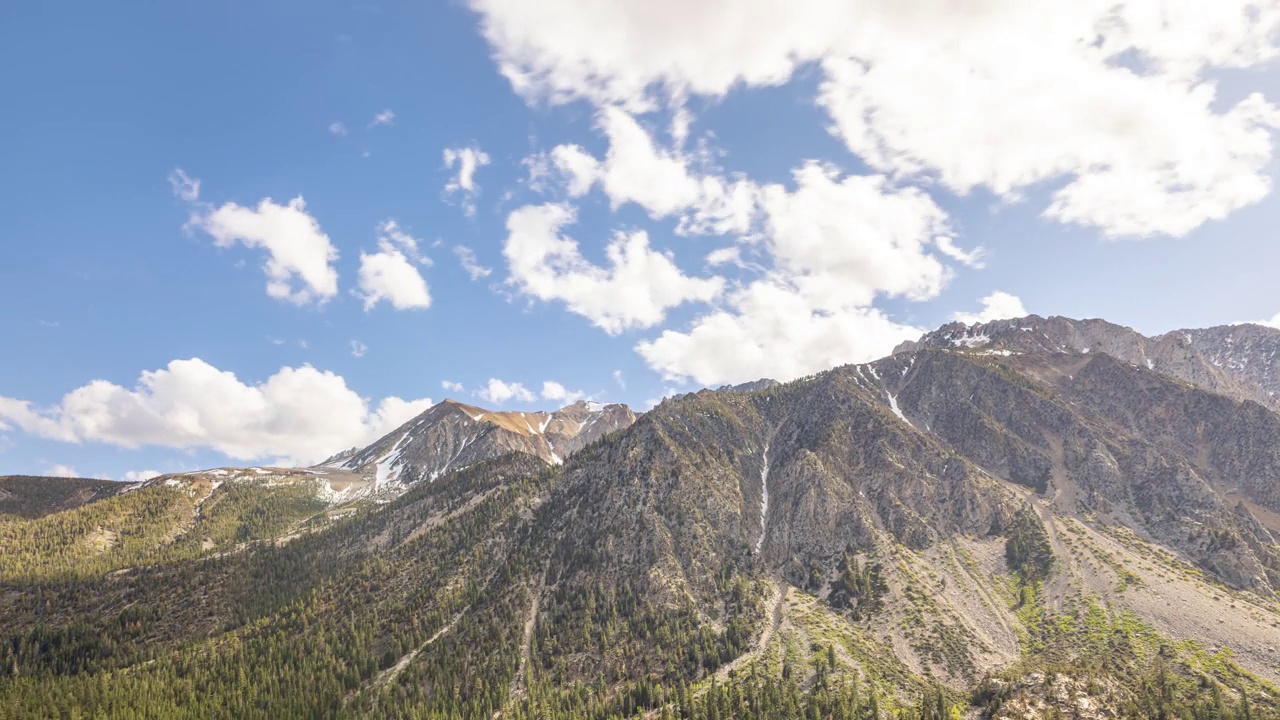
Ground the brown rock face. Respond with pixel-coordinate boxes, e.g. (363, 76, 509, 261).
(328, 398, 636, 490)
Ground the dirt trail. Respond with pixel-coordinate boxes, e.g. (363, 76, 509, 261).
(372, 608, 467, 688)
(643, 577, 789, 717)
(713, 579, 786, 684)
(999, 480, 1075, 610)
(509, 561, 550, 705)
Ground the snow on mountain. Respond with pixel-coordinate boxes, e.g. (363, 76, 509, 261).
(896, 315, 1280, 412)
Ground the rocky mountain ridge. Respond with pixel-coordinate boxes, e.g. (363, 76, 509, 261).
(5, 316, 1280, 718)
(327, 398, 636, 491)
(895, 314, 1280, 411)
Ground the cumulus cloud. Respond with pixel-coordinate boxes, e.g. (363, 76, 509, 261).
(454, 245, 493, 280)
(759, 162, 951, 310)
(470, 0, 1280, 238)
(637, 281, 922, 386)
(47, 464, 78, 478)
(0, 359, 433, 465)
(355, 221, 432, 311)
(441, 380, 466, 393)
(952, 291, 1029, 325)
(636, 163, 953, 385)
(532, 109, 757, 235)
(477, 378, 535, 404)
(502, 203, 724, 334)
(443, 145, 492, 216)
(540, 381, 587, 404)
(175, 172, 340, 306)
(122, 469, 161, 483)
(1259, 312, 1280, 329)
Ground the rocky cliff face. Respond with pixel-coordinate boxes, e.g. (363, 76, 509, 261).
(330, 398, 636, 491)
(895, 315, 1280, 412)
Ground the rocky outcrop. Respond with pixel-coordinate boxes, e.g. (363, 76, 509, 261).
(331, 398, 636, 490)
(895, 315, 1280, 412)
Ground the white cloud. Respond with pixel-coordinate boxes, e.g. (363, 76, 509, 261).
(952, 291, 1029, 325)
(454, 245, 493, 280)
(550, 144, 600, 196)
(540, 381, 587, 404)
(470, 0, 1280, 238)
(182, 184, 340, 306)
(168, 168, 200, 202)
(350, 340, 368, 358)
(443, 145, 492, 216)
(758, 162, 951, 311)
(355, 221, 432, 311)
(637, 280, 922, 386)
(934, 236, 986, 269)
(122, 469, 161, 483)
(636, 162, 952, 386)
(369, 109, 396, 127)
(503, 203, 724, 334)
(705, 246, 742, 267)
(441, 380, 466, 393)
(535, 109, 758, 235)
(47, 464, 78, 478)
(612, 369, 625, 390)
(477, 378, 536, 404)
(329, 122, 349, 136)
(0, 359, 433, 465)
(1259, 312, 1280, 329)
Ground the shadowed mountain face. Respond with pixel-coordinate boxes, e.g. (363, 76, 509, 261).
(5, 320, 1280, 718)
(0, 476, 126, 518)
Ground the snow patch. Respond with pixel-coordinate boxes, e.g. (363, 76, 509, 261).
(887, 392, 914, 429)
(374, 434, 411, 488)
(755, 443, 770, 554)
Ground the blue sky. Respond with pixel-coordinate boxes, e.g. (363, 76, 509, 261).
(2, 0, 1279, 480)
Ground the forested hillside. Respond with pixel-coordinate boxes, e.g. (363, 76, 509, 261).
(6, 339, 1280, 719)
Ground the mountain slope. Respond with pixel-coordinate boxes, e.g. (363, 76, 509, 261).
(330, 398, 636, 491)
(4, 329, 1280, 718)
(896, 314, 1280, 412)
(0, 475, 127, 519)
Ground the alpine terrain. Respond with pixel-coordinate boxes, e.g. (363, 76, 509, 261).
(5, 317, 1280, 719)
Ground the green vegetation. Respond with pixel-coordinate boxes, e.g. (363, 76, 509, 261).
(828, 554, 888, 620)
(1004, 509, 1053, 586)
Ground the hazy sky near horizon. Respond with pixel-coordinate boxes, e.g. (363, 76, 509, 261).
(2, 0, 1279, 479)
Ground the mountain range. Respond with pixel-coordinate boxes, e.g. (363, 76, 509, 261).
(4, 315, 1280, 719)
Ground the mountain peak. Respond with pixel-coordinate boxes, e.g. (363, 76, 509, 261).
(896, 314, 1280, 411)
(326, 396, 636, 492)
